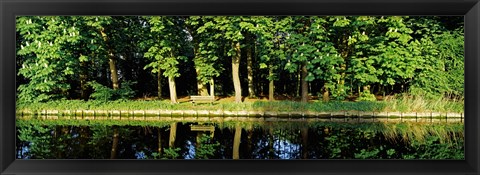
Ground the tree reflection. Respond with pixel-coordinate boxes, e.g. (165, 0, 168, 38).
(16, 121, 464, 159)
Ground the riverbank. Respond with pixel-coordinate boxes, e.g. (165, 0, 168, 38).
(16, 95, 464, 113)
(17, 109, 464, 124)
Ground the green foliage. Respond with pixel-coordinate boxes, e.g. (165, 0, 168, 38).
(150, 152, 160, 159)
(409, 29, 464, 100)
(88, 81, 136, 101)
(185, 16, 223, 84)
(404, 135, 464, 159)
(357, 91, 377, 102)
(162, 147, 181, 159)
(16, 16, 81, 103)
(329, 84, 349, 101)
(86, 125, 112, 158)
(195, 133, 220, 159)
(88, 81, 116, 101)
(309, 122, 463, 159)
(144, 16, 189, 78)
(16, 16, 464, 107)
(17, 124, 54, 159)
(324, 134, 351, 158)
(116, 81, 136, 99)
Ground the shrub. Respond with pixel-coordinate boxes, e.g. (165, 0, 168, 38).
(88, 81, 136, 102)
(357, 91, 377, 102)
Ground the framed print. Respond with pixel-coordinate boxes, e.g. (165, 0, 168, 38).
(1, 0, 479, 175)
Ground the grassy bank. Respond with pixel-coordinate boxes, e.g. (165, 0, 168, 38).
(16, 96, 464, 113)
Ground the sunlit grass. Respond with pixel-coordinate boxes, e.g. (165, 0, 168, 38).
(382, 94, 463, 113)
(16, 94, 463, 114)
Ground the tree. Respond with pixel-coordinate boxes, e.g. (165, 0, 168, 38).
(202, 16, 249, 103)
(346, 16, 383, 100)
(108, 16, 153, 98)
(284, 16, 312, 103)
(437, 29, 464, 99)
(240, 19, 258, 98)
(284, 16, 338, 102)
(17, 16, 83, 102)
(376, 16, 417, 95)
(403, 17, 464, 99)
(255, 16, 293, 101)
(256, 16, 280, 100)
(15, 16, 464, 103)
(185, 16, 222, 96)
(144, 16, 188, 103)
(82, 16, 121, 90)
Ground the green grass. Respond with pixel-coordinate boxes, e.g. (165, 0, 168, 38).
(16, 95, 464, 114)
(381, 94, 463, 113)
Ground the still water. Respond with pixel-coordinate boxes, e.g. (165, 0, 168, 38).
(16, 121, 464, 159)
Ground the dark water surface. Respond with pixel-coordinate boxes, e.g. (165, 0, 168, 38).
(16, 120, 464, 159)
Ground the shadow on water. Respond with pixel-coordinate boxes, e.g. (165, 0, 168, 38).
(16, 119, 464, 160)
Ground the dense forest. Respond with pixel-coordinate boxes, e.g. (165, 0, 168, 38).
(16, 16, 464, 104)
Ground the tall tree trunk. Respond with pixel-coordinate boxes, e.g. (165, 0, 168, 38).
(210, 78, 215, 97)
(269, 67, 275, 101)
(168, 76, 177, 103)
(300, 61, 308, 103)
(297, 71, 301, 97)
(110, 126, 119, 159)
(157, 65, 162, 99)
(232, 42, 242, 103)
(340, 64, 346, 95)
(169, 123, 177, 148)
(247, 43, 255, 98)
(109, 57, 119, 90)
(232, 123, 242, 159)
(100, 29, 119, 90)
(323, 84, 330, 102)
(301, 127, 309, 159)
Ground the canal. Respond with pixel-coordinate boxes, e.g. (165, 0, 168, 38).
(16, 117, 464, 160)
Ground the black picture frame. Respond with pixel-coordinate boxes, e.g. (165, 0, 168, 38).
(1, 0, 479, 174)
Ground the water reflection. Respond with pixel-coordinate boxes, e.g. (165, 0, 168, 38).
(16, 120, 464, 159)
